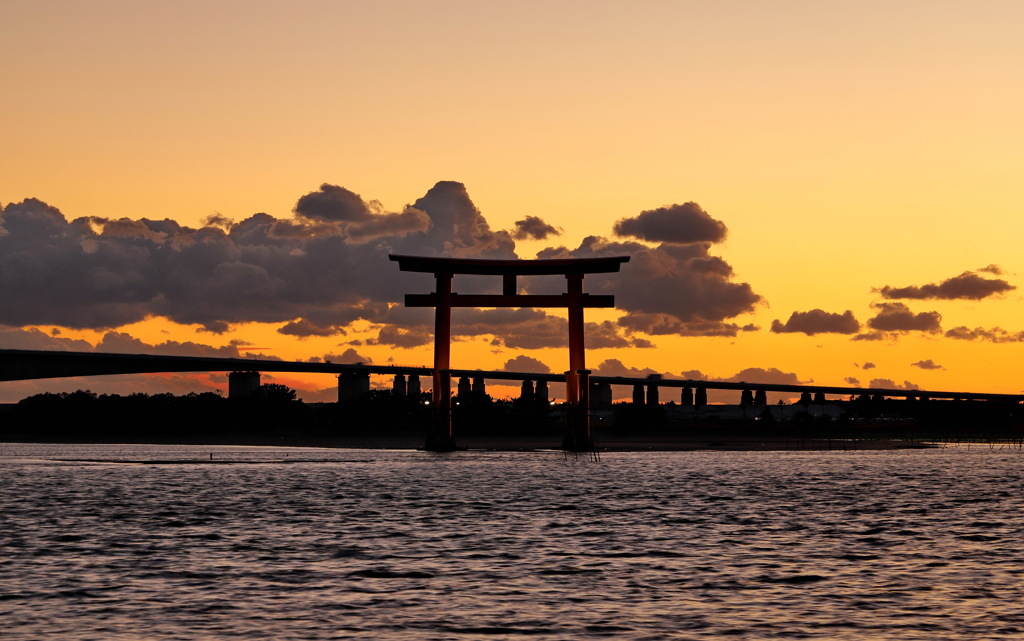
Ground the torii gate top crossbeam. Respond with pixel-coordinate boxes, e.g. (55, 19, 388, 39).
(389, 254, 629, 276)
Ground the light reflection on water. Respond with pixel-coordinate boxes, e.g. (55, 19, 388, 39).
(2, 443, 1024, 639)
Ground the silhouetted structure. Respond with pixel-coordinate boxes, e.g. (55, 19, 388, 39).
(389, 254, 630, 451)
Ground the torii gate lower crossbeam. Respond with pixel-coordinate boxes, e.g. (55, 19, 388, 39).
(390, 254, 630, 451)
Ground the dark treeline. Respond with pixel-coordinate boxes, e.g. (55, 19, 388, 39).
(0, 386, 562, 443)
(2, 386, 1022, 444)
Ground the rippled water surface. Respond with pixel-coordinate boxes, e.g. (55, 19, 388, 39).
(3, 443, 1024, 639)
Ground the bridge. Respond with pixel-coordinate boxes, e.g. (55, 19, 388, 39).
(3, 348, 1021, 406)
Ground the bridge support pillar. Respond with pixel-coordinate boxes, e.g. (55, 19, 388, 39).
(457, 376, 472, 397)
(632, 384, 645, 405)
(536, 380, 549, 403)
(754, 389, 767, 407)
(228, 371, 261, 398)
(472, 377, 485, 395)
(680, 387, 693, 406)
(408, 374, 421, 397)
(338, 371, 370, 403)
(740, 389, 753, 406)
(393, 374, 407, 396)
(521, 379, 535, 400)
(799, 391, 812, 405)
(695, 387, 707, 407)
(646, 384, 659, 406)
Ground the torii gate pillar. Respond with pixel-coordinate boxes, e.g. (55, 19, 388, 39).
(390, 254, 629, 451)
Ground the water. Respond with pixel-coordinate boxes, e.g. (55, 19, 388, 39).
(3, 442, 1024, 639)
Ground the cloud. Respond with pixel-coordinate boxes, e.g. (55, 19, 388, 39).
(720, 367, 806, 386)
(911, 359, 944, 370)
(945, 326, 1024, 343)
(0, 182, 513, 334)
(294, 184, 374, 222)
(868, 378, 920, 391)
(770, 309, 859, 335)
(277, 319, 348, 338)
(866, 302, 941, 333)
(618, 313, 758, 337)
(323, 348, 371, 364)
(511, 216, 561, 241)
(613, 202, 727, 245)
(861, 362, 876, 370)
(845, 376, 860, 385)
(878, 268, 1015, 300)
(852, 331, 886, 341)
(592, 358, 662, 379)
(0, 326, 95, 351)
(0, 185, 762, 356)
(367, 326, 434, 348)
(538, 234, 762, 332)
(501, 355, 552, 374)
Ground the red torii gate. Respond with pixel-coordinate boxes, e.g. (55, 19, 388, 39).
(390, 254, 630, 451)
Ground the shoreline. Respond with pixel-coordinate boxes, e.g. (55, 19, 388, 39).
(1, 432, 941, 452)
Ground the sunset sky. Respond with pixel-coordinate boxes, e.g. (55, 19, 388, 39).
(2, 0, 1023, 402)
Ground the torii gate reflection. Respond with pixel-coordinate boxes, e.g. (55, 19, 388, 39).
(390, 254, 630, 451)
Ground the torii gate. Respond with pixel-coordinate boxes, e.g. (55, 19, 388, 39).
(390, 254, 630, 451)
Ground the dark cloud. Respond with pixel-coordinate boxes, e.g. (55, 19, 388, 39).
(277, 319, 348, 338)
(0, 185, 762, 356)
(945, 326, 1024, 343)
(511, 216, 561, 241)
(911, 359, 944, 370)
(878, 268, 1015, 300)
(718, 367, 805, 385)
(862, 362, 876, 370)
(0, 182, 512, 333)
(770, 309, 860, 335)
(613, 202, 727, 245)
(866, 302, 941, 333)
(618, 313, 757, 337)
(845, 376, 860, 385)
(501, 355, 552, 374)
(538, 236, 761, 332)
(592, 358, 662, 379)
(294, 184, 373, 222)
(367, 326, 433, 348)
(323, 348, 371, 364)
(852, 331, 886, 342)
(868, 378, 920, 391)
(0, 326, 94, 351)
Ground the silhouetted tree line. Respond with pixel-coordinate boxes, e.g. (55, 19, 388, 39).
(3, 386, 1020, 444)
(2, 385, 315, 441)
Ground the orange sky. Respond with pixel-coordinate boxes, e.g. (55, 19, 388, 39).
(2, 1, 1023, 402)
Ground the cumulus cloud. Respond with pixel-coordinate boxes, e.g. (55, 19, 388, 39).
(538, 234, 761, 335)
(323, 348, 371, 364)
(770, 309, 859, 335)
(0, 184, 763, 354)
(878, 268, 1015, 300)
(911, 359, 944, 370)
(720, 367, 806, 386)
(613, 202, 727, 245)
(501, 355, 552, 374)
(866, 302, 941, 333)
(845, 376, 860, 385)
(511, 216, 561, 241)
(861, 362, 876, 370)
(0, 182, 513, 335)
(592, 358, 662, 379)
(868, 378, 920, 391)
(618, 313, 757, 337)
(945, 326, 1024, 343)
